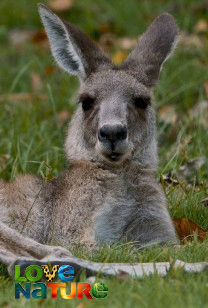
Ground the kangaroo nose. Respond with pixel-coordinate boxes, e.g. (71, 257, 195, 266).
(98, 125, 127, 143)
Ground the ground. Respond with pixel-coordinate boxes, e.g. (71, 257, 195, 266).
(0, 0, 208, 307)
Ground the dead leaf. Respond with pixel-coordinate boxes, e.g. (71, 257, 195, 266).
(98, 23, 111, 35)
(189, 100, 208, 117)
(30, 72, 42, 92)
(58, 110, 70, 127)
(201, 197, 208, 206)
(99, 33, 116, 50)
(112, 50, 127, 65)
(178, 157, 205, 183)
(158, 105, 178, 124)
(173, 218, 207, 243)
(204, 81, 208, 98)
(194, 19, 208, 33)
(75, 303, 87, 308)
(117, 270, 130, 280)
(116, 37, 138, 50)
(9, 29, 34, 47)
(48, 0, 73, 11)
(0, 154, 10, 171)
(31, 30, 48, 44)
(0, 93, 48, 103)
(179, 31, 202, 49)
(45, 65, 55, 75)
(189, 101, 208, 129)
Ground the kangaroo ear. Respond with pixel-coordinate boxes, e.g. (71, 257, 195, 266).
(120, 13, 178, 87)
(38, 3, 112, 80)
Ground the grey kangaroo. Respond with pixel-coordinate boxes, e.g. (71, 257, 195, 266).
(0, 4, 179, 272)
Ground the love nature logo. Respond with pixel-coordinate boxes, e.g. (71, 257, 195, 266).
(15, 264, 108, 300)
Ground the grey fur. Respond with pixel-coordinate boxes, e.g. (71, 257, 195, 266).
(0, 4, 179, 266)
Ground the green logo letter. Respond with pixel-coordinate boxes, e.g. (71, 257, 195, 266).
(92, 282, 108, 298)
(25, 265, 43, 282)
(15, 265, 27, 282)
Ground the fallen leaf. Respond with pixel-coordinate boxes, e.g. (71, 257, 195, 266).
(179, 31, 202, 49)
(204, 81, 208, 98)
(178, 157, 205, 183)
(31, 30, 48, 44)
(99, 33, 116, 49)
(158, 105, 178, 124)
(98, 23, 111, 34)
(189, 100, 208, 117)
(0, 154, 11, 171)
(48, 0, 73, 11)
(173, 218, 207, 243)
(116, 37, 138, 50)
(75, 303, 87, 308)
(45, 65, 55, 75)
(58, 110, 70, 127)
(201, 197, 208, 206)
(194, 19, 208, 33)
(189, 101, 208, 129)
(30, 72, 42, 92)
(9, 29, 34, 47)
(0, 93, 48, 103)
(117, 270, 130, 280)
(112, 50, 127, 65)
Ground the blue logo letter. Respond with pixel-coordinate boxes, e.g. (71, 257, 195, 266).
(58, 265, 74, 282)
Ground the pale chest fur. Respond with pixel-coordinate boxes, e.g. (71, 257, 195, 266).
(47, 161, 154, 247)
(48, 162, 126, 246)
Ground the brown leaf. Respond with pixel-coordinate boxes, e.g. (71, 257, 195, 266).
(30, 72, 42, 92)
(31, 30, 48, 44)
(99, 33, 115, 49)
(58, 110, 70, 127)
(194, 19, 208, 33)
(0, 93, 48, 103)
(201, 197, 208, 206)
(204, 81, 208, 98)
(158, 105, 178, 124)
(75, 303, 87, 308)
(117, 270, 130, 280)
(116, 37, 138, 50)
(173, 218, 207, 243)
(98, 23, 111, 35)
(179, 32, 202, 49)
(9, 29, 34, 47)
(48, 0, 73, 11)
(178, 157, 205, 183)
(45, 65, 56, 76)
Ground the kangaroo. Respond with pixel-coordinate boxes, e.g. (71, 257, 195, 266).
(0, 4, 179, 270)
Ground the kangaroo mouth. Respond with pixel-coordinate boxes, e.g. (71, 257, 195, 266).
(108, 152, 122, 162)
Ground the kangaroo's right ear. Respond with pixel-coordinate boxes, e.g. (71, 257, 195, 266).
(38, 4, 112, 81)
(120, 13, 178, 87)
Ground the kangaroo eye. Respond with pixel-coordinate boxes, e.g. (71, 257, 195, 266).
(134, 96, 150, 109)
(79, 95, 95, 111)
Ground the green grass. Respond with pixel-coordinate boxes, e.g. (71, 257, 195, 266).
(0, 0, 208, 307)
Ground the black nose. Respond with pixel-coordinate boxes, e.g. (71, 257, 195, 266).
(98, 125, 127, 143)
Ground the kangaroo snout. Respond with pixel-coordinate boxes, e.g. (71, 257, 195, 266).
(98, 125, 127, 143)
(97, 124, 128, 162)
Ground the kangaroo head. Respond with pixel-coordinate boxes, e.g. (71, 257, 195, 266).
(38, 4, 178, 167)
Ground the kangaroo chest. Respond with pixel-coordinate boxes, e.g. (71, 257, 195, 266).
(50, 164, 132, 246)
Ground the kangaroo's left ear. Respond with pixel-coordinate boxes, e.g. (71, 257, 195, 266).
(38, 3, 112, 81)
(120, 13, 178, 87)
